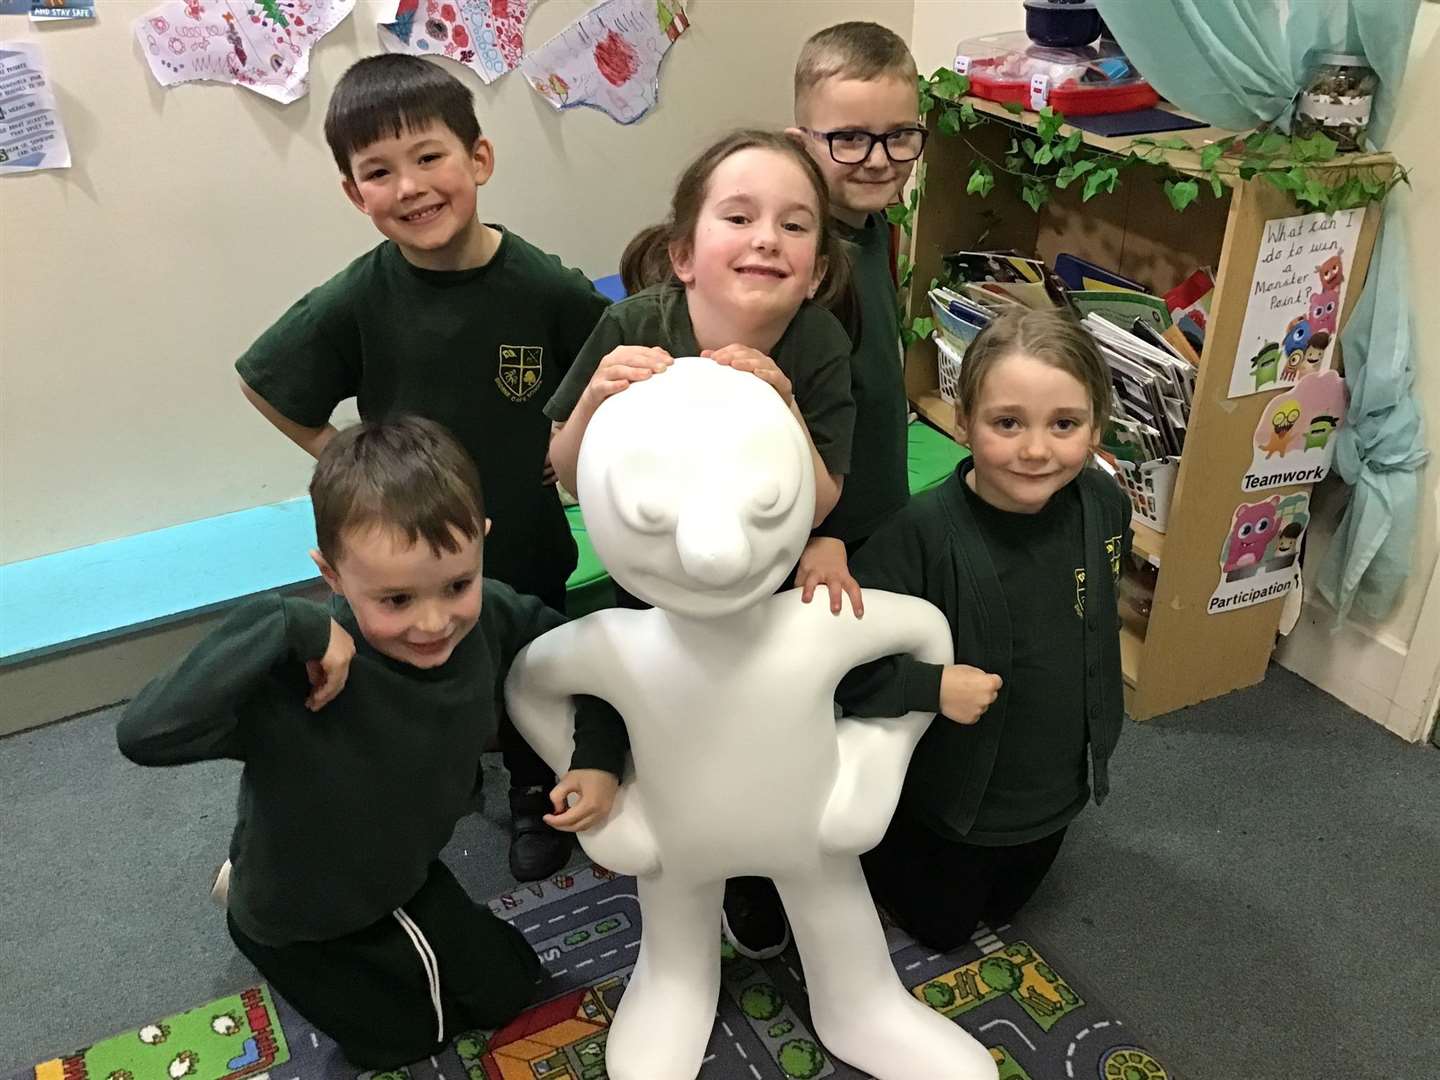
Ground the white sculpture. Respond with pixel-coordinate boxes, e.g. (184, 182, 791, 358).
(506, 357, 997, 1080)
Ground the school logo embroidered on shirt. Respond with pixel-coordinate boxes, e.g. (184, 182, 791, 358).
(497, 345, 544, 403)
(1076, 534, 1126, 617)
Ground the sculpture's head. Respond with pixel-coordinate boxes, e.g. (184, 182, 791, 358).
(577, 356, 816, 618)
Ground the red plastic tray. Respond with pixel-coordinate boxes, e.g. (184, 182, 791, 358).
(969, 69, 1159, 116)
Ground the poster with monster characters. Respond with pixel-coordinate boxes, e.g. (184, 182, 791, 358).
(1242, 369, 1347, 492)
(1229, 208, 1361, 399)
(1209, 492, 1310, 614)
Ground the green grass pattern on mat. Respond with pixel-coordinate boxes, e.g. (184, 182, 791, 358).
(59, 986, 288, 1080)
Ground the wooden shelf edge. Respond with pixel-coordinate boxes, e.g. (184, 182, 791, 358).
(912, 392, 959, 441)
(1130, 519, 1164, 566)
(1119, 619, 1144, 689)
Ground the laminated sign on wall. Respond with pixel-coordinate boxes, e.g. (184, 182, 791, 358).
(0, 42, 72, 174)
(1242, 369, 1346, 493)
(1209, 492, 1310, 614)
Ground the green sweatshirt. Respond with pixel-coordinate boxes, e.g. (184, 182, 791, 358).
(836, 463, 1132, 841)
(117, 581, 627, 947)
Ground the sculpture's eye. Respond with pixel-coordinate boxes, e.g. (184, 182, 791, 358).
(749, 477, 794, 521)
(609, 454, 678, 535)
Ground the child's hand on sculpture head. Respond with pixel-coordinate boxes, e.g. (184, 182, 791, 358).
(583, 346, 672, 413)
(940, 664, 1003, 725)
(305, 619, 355, 711)
(703, 346, 794, 406)
(796, 536, 864, 618)
(545, 768, 621, 832)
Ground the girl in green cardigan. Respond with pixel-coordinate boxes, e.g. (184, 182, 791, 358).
(838, 307, 1133, 951)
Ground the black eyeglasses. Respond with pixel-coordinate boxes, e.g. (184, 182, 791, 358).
(801, 126, 928, 164)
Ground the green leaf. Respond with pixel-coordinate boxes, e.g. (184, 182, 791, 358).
(960, 102, 979, 127)
(1003, 101, 1025, 115)
(1200, 142, 1226, 171)
(918, 91, 935, 116)
(911, 316, 936, 339)
(896, 252, 912, 282)
(1037, 107, 1063, 143)
(1021, 181, 1049, 213)
(1211, 174, 1226, 198)
(1034, 144, 1054, 165)
(1163, 178, 1200, 212)
(939, 108, 962, 137)
(1258, 132, 1289, 157)
(1262, 169, 1302, 193)
(885, 204, 910, 226)
(966, 162, 995, 198)
(915, 160, 928, 198)
(1055, 158, 1097, 189)
(1022, 138, 1039, 160)
(929, 67, 969, 101)
(908, 186, 920, 211)
(1082, 166, 1118, 202)
(1062, 130, 1083, 155)
(1238, 163, 1260, 181)
(1292, 131, 1339, 163)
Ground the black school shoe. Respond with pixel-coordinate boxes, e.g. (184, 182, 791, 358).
(721, 876, 791, 960)
(508, 786, 574, 882)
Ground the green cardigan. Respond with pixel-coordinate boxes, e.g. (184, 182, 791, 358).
(837, 464, 1133, 839)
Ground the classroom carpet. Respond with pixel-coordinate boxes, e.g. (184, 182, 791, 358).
(11, 862, 1174, 1080)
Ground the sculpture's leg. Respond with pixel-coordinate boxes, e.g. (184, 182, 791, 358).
(606, 874, 724, 1080)
(776, 855, 998, 1080)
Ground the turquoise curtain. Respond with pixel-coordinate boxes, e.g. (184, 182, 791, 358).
(1094, 0, 1427, 621)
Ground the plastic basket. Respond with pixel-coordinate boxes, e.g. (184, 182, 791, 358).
(934, 333, 965, 406)
(1115, 456, 1179, 532)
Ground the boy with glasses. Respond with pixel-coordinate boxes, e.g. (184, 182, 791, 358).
(718, 21, 929, 962)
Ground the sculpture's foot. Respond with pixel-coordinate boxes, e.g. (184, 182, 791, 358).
(811, 989, 997, 1080)
(605, 876, 723, 1080)
(777, 855, 997, 1080)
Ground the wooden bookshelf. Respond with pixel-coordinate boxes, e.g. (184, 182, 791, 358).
(907, 100, 1393, 720)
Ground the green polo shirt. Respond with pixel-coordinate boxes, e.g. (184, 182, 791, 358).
(543, 280, 855, 476)
(815, 213, 910, 543)
(236, 228, 609, 599)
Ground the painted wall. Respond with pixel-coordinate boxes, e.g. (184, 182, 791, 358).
(0, 0, 912, 563)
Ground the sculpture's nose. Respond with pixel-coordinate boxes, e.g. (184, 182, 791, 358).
(674, 503, 751, 588)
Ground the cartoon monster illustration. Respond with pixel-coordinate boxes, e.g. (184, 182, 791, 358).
(1222, 497, 1280, 574)
(1250, 342, 1282, 388)
(1282, 317, 1313, 357)
(1302, 330, 1331, 377)
(1281, 348, 1305, 383)
(1261, 400, 1302, 458)
(1305, 414, 1339, 450)
(1309, 289, 1339, 336)
(1273, 521, 1305, 563)
(1317, 253, 1344, 292)
(138, 1024, 170, 1045)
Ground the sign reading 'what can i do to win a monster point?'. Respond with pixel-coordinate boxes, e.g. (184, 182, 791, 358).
(1229, 208, 1361, 400)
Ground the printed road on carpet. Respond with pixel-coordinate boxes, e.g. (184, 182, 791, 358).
(15, 864, 1175, 1080)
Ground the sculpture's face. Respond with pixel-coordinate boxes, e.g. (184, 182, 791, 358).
(577, 356, 816, 618)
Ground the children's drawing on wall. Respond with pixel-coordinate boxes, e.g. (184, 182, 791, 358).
(377, 0, 530, 85)
(1243, 369, 1346, 492)
(1209, 492, 1310, 614)
(521, 0, 689, 124)
(134, 0, 356, 104)
(1228, 208, 1361, 399)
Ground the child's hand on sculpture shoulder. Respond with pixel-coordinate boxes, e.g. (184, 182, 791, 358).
(545, 769, 621, 832)
(795, 536, 864, 617)
(304, 619, 354, 712)
(939, 664, 1002, 725)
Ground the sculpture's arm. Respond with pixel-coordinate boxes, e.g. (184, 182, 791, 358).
(812, 591, 953, 856)
(505, 621, 661, 876)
